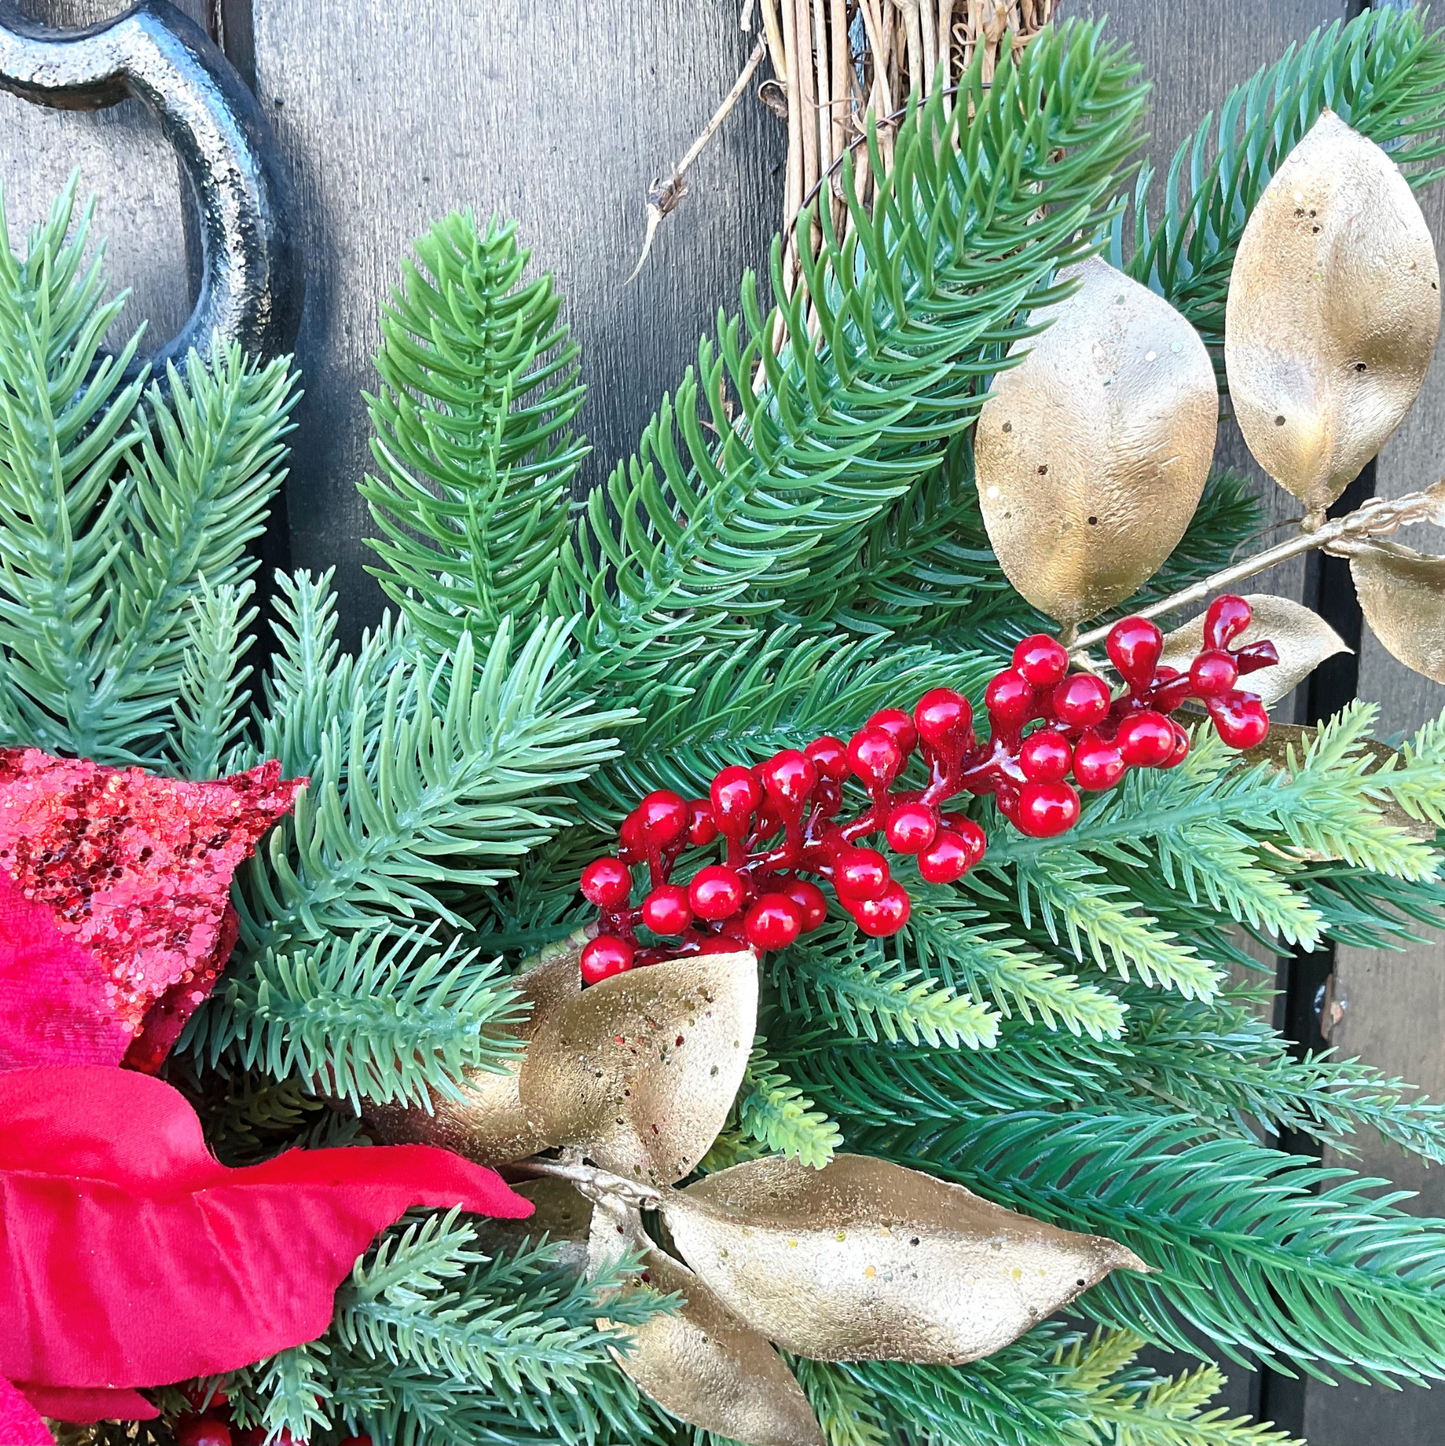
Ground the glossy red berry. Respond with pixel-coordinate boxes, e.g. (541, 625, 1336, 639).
(866, 708, 918, 757)
(849, 881, 911, 937)
(642, 884, 693, 935)
(1189, 649, 1238, 698)
(175, 1417, 233, 1446)
(711, 765, 762, 836)
(181, 1384, 229, 1411)
(946, 815, 988, 867)
(1162, 721, 1191, 769)
(1106, 617, 1163, 692)
(1072, 731, 1127, 791)
(834, 845, 890, 901)
(685, 798, 718, 845)
(780, 876, 829, 932)
(618, 811, 645, 860)
(1013, 634, 1070, 687)
(1015, 780, 1081, 837)
(745, 892, 804, 950)
(848, 727, 903, 792)
(637, 790, 689, 847)
(759, 749, 817, 811)
(805, 735, 852, 782)
(984, 669, 1034, 727)
(233, 1431, 268, 1446)
(1203, 593, 1252, 649)
(913, 688, 973, 750)
(1117, 710, 1176, 767)
(918, 830, 973, 883)
(885, 800, 938, 854)
(580, 935, 634, 985)
(1018, 729, 1072, 783)
(689, 864, 746, 920)
(1207, 692, 1269, 749)
(1051, 672, 1111, 728)
(695, 934, 744, 954)
(580, 856, 632, 909)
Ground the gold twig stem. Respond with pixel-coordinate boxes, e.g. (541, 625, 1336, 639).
(1070, 483, 1445, 652)
(512, 1157, 664, 1210)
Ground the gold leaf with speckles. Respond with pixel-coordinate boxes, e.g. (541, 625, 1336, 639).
(1226, 111, 1440, 517)
(1158, 593, 1348, 707)
(974, 256, 1218, 626)
(660, 1154, 1147, 1363)
(588, 1193, 825, 1446)
(1350, 541, 1445, 683)
(520, 951, 756, 1186)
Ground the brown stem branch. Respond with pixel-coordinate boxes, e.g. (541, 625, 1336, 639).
(1070, 483, 1445, 653)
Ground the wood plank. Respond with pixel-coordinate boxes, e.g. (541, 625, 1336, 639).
(249, 0, 785, 641)
(1307, 90, 1445, 1445)
(0, 0, 210, 349)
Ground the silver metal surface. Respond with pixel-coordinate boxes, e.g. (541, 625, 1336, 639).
(0, 0, 300, 372)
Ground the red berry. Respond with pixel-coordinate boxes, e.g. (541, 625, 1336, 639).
(848, 727, 903, 792)
(866, 708, 918, 757)
(1051, 672, 1112, 728)
(696, 934, 745, 954)
(1013, 634, 1070, 687)
(1015, 781, 1081, 837)
(1207, 692, 1269, 750)
(1235, 638, 1280, 675)
(233, 1431, 267, 1446)
(918, 830, 973, 883)
(1072, 730, 1127, 791)
(637, 790, 688, 847)
(913, 688, 973, 750)
(849, 881, 911, 937)
(984, 669, 1034, 727)
(618, 811, 645, 860)
(780, 876, 829, 932)
(745, 893, 804, 950)
(711, 765, 762, 836)
(182, 1384, 229, 1411)
(805, 735, 852, 782)
(949, 816, 988, 868)
(759, 749, 817, 811)
(885, 801, 938, 854)
(689, 864, 746, 920)
(175, 1418, 233, 1446)
(581, 856, 632, 909)
(1018, 729, 1072, 783)
(1203, 593, 1253, 650)
(1106, 617, 1163, 692)
(685, 798, 719, 845)
(1189, 649, 1238, 698)
(1117, 711, 1176, 768)
(580, 935, 634, 985)
(834, 845, 890, 902)
(642, 884, 693, 935)
(1162, 721, 1191, 769)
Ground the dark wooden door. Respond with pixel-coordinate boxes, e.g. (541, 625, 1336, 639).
(1, 2, 1440, 1441)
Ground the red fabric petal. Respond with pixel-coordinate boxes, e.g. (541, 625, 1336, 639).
(0, 870, 131, 1070)
(0, 750, 303, 1071)
(0, 1376, 54, 1444)
(0, 1066, 530, 1399)
(17, 1385, 157, 1425)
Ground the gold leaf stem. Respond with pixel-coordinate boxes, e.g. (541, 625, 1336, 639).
(1070, 482, 1445, 652)
(511, 1156, 665, 1211)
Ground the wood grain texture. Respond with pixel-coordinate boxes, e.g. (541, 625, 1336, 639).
(249, 0, 784, 641)
(1311, 48, 1445, 1446)
(0, 0, 209, 348)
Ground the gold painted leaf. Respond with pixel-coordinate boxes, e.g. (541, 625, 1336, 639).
(1158, 593, 1348, 707)
(1351, 540, 1445, 683)
(362, 933, 583, 1164)
(1225, 111, 1441, 517)
(589, 1194, 825, 1446)
(974, 256, 1218, 626)
(662, 1154, 1147, 1364)
(520, 951, 757, 1186)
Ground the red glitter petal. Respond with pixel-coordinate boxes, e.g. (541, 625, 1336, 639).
(0, 751, 303, 1071)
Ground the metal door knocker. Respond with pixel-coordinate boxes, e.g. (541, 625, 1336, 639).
(0, 0, 301, 375)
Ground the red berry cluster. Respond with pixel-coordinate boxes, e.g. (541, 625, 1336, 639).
(577, 595, 1276, 985)
(171, 1385, 371, 1446)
